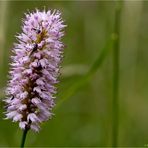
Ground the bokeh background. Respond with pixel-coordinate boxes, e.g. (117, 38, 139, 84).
(0, 0, 148, 147)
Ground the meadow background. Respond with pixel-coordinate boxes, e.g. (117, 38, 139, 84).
(0, 0, 148, 147)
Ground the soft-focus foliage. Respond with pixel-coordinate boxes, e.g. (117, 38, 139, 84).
(0, 1, 148, 147)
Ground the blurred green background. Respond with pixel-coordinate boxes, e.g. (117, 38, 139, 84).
(0, 0, 148, 147)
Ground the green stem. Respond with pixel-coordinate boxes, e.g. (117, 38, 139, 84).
(20, 128, 28, 148)
(112, 2, 122, 147)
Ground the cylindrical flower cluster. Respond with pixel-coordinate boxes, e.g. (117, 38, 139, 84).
(5, 9, 66, 132)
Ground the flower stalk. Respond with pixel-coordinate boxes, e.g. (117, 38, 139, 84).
(20, 128, 28, 148)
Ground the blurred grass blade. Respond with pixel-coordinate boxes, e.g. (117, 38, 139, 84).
(112, 1, 122, 147)
(55, 38, 113, 110)
(0, 1, 9, 67)
(0, 1, 9, 98)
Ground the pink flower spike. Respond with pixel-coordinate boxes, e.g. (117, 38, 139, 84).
(5, 9, 66, 132)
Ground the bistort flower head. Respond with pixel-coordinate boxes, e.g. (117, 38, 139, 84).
(5, 9, 66, 132)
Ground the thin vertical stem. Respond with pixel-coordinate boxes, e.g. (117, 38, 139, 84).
(20, 128, 28, 148)
(0, 1, 9, 66)
(112, 2, 122, 147)
(0, 1, 9, 87)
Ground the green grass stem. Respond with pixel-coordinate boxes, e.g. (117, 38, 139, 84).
(112, 2, 122, 147)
